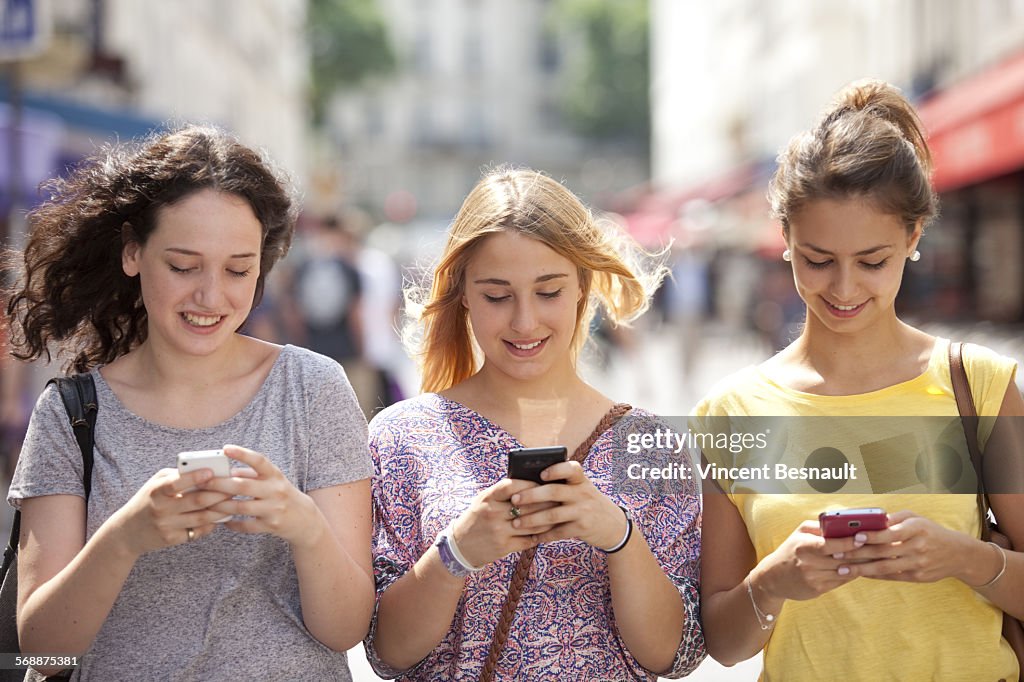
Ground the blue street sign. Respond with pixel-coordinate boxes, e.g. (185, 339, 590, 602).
(0, 0, 49, 61)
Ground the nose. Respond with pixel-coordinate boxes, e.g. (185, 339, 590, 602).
(829, 263, 859, 302)
(510, 298, 538, 334)
(194, 270, 225, 308)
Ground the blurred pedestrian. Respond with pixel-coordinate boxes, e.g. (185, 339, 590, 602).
(363, 167, 705, 680)
(694, 79, 1024, 680)
(282, 213, 377, 417)
(2, 125, 374, 680)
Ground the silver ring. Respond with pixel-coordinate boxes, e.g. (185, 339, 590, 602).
(509, 506, 521, 520)
(187, 527, 196, 542)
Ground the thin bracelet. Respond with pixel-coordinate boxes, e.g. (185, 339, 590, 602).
(603, 506, 633, 554)
(446, 526, 483, 573)
(745, 576, 776, 630)
(978, 541, 1007, 589)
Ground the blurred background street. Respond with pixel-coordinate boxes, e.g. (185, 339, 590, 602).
(4, 1, 1024, 679)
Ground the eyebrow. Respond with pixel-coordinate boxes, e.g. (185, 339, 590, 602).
(165, 248, 258, 259)
(473, 273, 569, 285)
(800, 243, 893, 257)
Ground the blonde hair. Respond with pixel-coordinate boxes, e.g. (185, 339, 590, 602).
(768, 78, 938, 234)
(407, 167, 665, 393)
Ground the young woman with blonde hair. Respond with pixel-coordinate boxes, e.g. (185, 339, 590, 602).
(363, 167, 705, 680)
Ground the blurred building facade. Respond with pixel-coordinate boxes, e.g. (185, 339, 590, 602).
(648, 0, 1024, 336)
(326, 0, 648, 220)
(2, 0, 310, 230)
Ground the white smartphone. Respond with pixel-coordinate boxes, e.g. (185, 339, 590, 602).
(177, 449, 233, 522)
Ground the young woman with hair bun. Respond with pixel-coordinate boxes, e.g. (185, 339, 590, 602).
(694, 79, 1024, 679)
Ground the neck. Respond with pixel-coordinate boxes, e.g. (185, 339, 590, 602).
(131, 334, 251, 390)
(795, 313, 916, 374)
(467, 358, 589, 410)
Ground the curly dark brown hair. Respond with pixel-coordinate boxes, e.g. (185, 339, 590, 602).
(2, 124, 296, 372)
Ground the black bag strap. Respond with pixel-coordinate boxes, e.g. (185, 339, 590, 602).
(948, 341, 992, 541)
(1, 374, 97, 576)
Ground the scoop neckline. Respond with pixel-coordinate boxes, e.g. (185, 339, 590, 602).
(753, 337, 946, 404)
(92, 343, 293, 434)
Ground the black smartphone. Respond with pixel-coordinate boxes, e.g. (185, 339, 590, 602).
(507, 446, 568, 484)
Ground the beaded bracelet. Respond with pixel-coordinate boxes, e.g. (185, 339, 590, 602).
(602, 506, 633, 554)
(745, 576, 776, 630)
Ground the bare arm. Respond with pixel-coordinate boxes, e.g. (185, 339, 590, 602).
(19, 469, 229, 674)
(701, 486, 862, 666)
(202, 446, 374, 651)
(371, 478, 544, 671)
(292, 480, 375, 650)
(514, 461, 695, 674)
(845, 382, 1024, 618)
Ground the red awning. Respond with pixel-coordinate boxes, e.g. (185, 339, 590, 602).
(919, 50, 1024, 191)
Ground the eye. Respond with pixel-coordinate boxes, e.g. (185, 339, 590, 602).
(802, 257, 832, 270)
(484, 294, 510, 303)
(169, 264, 194, 274)
(538, 289, 563, 299)
(861, 259, 889, 270)
(228, 269, 252, 278)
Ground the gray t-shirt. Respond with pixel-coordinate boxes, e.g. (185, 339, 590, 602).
(8, 345, 373, 681)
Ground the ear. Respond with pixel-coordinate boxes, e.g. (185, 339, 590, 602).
(908, 220, 924, 253)
(461, 293, 469, 308)
(122, 228, 142, 277)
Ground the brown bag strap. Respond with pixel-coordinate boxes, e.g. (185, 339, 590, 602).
(949, 341, 991, 541)
(479, 402, 632, 682)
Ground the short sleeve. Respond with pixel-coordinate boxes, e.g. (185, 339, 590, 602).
(8, 383, 84, 508)
(301, 353, 373, 490)
(362, 404, 429, 679)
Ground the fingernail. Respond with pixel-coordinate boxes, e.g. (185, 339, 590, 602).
(838, 566, 850, 576)
(512, 520, 520, 529)
(511, 494, 520, 505)
(854, 533, 867, 544)
(833, 552, 844, 559)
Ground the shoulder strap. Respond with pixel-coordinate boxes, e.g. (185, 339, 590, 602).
(948, 342, 991, 541)
(2, 374, 98, 578)
(480, 403, 632, 682)
(48, 374, 98, 499)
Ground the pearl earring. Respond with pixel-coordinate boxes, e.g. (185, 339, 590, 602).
(782, 249, 792, 262)
(909, 250, 921, 262)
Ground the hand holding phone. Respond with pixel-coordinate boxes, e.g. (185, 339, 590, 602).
(819, 508, 887, 538)
(177, 449, 233, 522)
(507, 446, 568, 484)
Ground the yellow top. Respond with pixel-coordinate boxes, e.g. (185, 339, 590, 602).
(693, 338, 1019, 681)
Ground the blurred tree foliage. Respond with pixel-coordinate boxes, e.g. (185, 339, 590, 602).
(548, 0, 649, 144)
(308, 0, 395, 124)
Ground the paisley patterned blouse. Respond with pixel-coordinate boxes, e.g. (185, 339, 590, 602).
(363, 393, 705, 681)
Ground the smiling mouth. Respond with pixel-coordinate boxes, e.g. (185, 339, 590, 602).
(824, 299, 866, 316)
(504, 337, 548, 354)
(182, 312, 224, 327)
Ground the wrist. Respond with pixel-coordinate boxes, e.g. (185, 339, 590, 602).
(288, 494, 327, 551)
(434, 525, 482, 578)
(748, 566, 786, 615)
(600, 506, 633, 554)
(965, 540, 1007, 589)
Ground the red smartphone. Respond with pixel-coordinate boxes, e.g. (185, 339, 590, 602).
(819, 508, 887, 538)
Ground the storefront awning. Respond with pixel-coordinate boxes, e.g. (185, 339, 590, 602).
(919, 50, 1024, 192)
